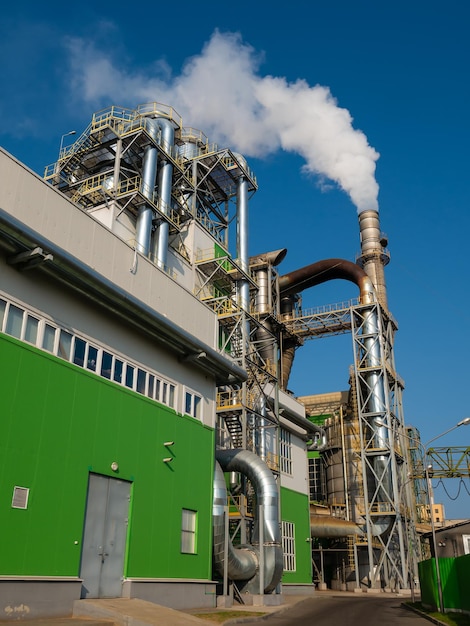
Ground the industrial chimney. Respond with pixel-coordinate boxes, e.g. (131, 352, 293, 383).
(357, 209, 390, 310)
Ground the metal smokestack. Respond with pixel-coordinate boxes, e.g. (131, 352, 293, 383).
(357, 209, 390, 310)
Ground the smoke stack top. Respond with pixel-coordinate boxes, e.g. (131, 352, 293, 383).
(68, 30, 380, 213)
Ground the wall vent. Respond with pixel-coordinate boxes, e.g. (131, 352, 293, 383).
(12, 486, 29, 509)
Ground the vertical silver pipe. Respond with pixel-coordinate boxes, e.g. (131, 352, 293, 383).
(237, 174, 249, 313)
(362, 304, 393, 506)
(137, 120, 159, 256)
(154, 118, 175, 269)
(112, 138, 122, 194)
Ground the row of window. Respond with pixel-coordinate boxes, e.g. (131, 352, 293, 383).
(0, 295, 202, 420)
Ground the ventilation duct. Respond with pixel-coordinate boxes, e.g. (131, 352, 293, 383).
(213, 449, 283, 594)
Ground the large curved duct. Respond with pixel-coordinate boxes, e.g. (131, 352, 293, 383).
(279, 258, 374, 304)
(213, 462, 258, 582)
(213, 449, 283, 594)
(278, 258, 374, 390)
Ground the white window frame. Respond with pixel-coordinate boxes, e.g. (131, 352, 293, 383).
(184, 388, 203, 421)
(282, 520, 296, 572)
(463, 534, 470, 555)
(280, 428, 293, 475)
(181, 509, 197, 554)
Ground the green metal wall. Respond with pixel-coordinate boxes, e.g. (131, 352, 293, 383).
(280, 486, 312, 584)
(0, 334, 215, 581)
(419, 554, 470, 613)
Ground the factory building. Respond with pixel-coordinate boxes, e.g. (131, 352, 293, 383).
(0, 102, 417, 620)
(0, 104, 316, 619)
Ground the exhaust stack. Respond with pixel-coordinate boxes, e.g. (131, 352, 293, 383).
(357, 209, 390, 310)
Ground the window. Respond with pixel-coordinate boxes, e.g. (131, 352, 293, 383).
(463, 535, 470, 555)
(181, 509, 197, 554)
(42, 323, 56, 352)
(125, 364, 135, 389)
(113, 358, 123, 383)
(147, 374, 155, 399)
(101, 351, 113, 379)
(0, 298, 6, 329)
(282, 521, 296, 572)
(24, 315, 39, 344)
(87, 344, 98, 371)
(12, 486, 29, 510)
(280, 429, 292, 475)
(58, 330, 72, 359)
(137, 368, 146, 394)
(5, 304, 24, 338)
(73, 337, 86, 366)
(185, 390, 202, 420)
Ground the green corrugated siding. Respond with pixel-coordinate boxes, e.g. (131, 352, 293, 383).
(280, 487, 311, 584)
(418, 554, 470, 612)
(0, 334, 214, 580)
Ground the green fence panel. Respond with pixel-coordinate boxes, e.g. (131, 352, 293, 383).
(419, 554, 470, 613)
(419, 558, 438, 609)
(439, 557, 461, 610)
(456, 554, 470, 612)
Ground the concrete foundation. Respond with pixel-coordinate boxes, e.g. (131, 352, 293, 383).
(122, 579, 217, 610)
(0, 577, 82, 621)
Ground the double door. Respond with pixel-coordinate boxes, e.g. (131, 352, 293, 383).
(80, 473, 131, 598)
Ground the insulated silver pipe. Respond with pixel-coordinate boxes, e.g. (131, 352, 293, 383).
(236, 166, 249, 314)
(214, 449, 283, 593)
(153, 118, 175, 269)
(362, 305, 394, 535)
(213, 462, 258, 581)
(136, 120, 159, 256)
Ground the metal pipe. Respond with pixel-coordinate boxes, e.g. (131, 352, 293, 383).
(310, 514, 362, 538)
(214, 449, 283, 594)
(357, 209, 389, 309)
(213, 461, 258, 581)
(137, 120, 159, 256)
(252, 249, 287, 370)
(237, 173, 250, 314)
(153, 118, 175, 269)
(279, 258, 374, 305)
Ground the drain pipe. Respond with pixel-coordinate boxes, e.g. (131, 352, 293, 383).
(214, 449, 283, 594)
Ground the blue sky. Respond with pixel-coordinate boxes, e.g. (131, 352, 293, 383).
(1, 1, 469, 518)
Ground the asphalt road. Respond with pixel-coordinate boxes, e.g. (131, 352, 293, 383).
(236, 595, 431, 625)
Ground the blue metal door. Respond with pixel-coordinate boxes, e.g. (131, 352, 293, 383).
(80, 473, 130, 598)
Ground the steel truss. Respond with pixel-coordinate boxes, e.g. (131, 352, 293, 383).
(351, 301, 418, 590)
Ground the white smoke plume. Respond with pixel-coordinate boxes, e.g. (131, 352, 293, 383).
(66, 30, 379, 213)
